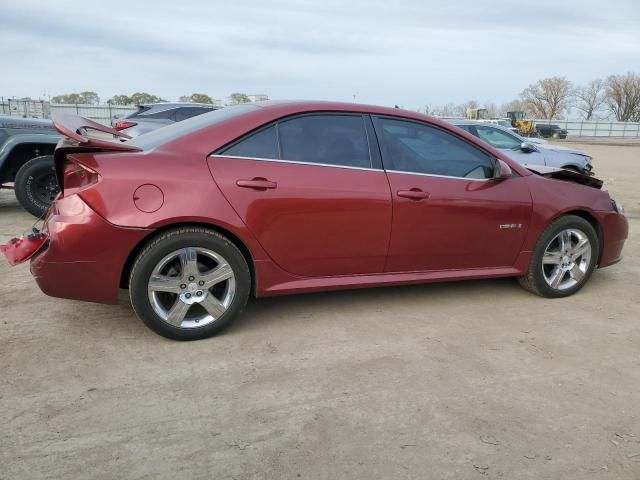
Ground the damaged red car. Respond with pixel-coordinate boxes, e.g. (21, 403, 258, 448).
(1, 101, 628, 340)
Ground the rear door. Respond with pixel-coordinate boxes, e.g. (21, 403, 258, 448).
(208, 114, 392, 277)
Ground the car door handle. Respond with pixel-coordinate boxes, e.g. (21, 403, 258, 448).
(236, 178, 277, 190)
(397, 189, 430, 200)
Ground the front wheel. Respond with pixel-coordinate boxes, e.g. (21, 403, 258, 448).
(129, 227, 251, 340)
(518, 215, 599, 298)
(14, 155, 58, 218)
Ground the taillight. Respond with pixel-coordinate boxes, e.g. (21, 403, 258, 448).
(61, 160, 100, 197)
(114, 120, 137, 131)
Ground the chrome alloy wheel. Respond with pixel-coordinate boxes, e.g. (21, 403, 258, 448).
(147, 247, 235, 328)
(541, 228, 592, 291)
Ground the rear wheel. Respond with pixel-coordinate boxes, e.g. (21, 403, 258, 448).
(518, 215, 598, 298)
(14, 155, 58, 218)
(129, 227, 251, 340)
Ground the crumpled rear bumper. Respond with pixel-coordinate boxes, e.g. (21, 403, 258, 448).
(30, 194, 151, 304)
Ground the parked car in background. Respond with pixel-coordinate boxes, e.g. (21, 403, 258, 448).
(536, 123, 568, 139)
(112, 103, 221, 138)
(0, 116, 60, 217)
(450, 121, 592, 174)
(1, 102, 627, 341)
(482, 119, 519, 133)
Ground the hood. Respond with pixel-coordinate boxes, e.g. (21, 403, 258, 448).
(526, 165, 602, 189)
(0, 115, 55, 130)
(537, 143, 586, 156)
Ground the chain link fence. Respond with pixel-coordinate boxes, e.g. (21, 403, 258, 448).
(534, 119, 640, 138)
(3, 98, 640, 136)
(1, 98, 137, 126)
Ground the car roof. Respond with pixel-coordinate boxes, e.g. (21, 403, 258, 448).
(138, 102, 218, 108)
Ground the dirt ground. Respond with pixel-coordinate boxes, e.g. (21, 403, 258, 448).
(1, 142, 639, 480)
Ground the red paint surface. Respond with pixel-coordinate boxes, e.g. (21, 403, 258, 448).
(15, 101, 627, 304)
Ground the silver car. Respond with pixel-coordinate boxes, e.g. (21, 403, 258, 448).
(450, 120, 593, 174)
(112, 103, 220, 138)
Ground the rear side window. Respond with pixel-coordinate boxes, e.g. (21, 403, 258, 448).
(145, 108, 176, 120)
(223, 125, 279, 159)
(375, 117, 494, 179)
(279, 115, 371, 168)
(175, 107, 211, 122)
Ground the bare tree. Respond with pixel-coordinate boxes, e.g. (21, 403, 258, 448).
(52, 91, 100, 104)
(484, 102, 499, 118)
(500, 99, 526, 117)
(229, 93, 251, 104)
(520, 77, 573, 119)
(574, 79, 607, 120)
(605, 72, 640, 122)
(108, 95, 132, 105)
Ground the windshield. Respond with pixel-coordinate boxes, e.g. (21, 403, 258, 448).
(130, 104, 259, 150)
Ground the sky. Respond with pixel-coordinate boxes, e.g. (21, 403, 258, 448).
(1, 0, 639, 110)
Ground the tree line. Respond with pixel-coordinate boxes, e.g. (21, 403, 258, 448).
(424, 72, 640, 122)
(50, 72, 640, 122)
(50, 92, 254, 106)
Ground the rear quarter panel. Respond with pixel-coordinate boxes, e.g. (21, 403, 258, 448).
(74, 149, 271, 263)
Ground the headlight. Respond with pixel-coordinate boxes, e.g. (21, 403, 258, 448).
(611, 197, 625, 214)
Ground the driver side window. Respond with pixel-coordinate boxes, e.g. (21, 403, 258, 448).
(375, 117, 494, 179)
(475, 126, 522, 150)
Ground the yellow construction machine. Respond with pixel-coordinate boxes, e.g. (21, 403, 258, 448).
(506, 111, 536, 136)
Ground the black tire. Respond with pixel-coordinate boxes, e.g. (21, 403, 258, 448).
(14, 155, 58, 218)
(129, 227, 251, 340)
(518, 215, 599, 298)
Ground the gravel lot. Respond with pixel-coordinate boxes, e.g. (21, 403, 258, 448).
(1, 142, 639, 479)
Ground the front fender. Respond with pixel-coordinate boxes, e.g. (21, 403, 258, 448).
(0, 133, 61, 169)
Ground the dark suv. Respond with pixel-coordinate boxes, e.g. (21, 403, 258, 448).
(0, 116, 60, 217)
(536, 123, 568, 139)
(112, 103, 220, 138)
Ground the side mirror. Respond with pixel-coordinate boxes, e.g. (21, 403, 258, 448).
(494, 159, 512, 180)
(520, 142, 536, 153)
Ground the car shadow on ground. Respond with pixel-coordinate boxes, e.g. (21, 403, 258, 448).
(226, 277, 529, 335)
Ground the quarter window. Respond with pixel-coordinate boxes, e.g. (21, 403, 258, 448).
(222, 125, 279, 159)
(174, 107, 212, 122)
(376, 118, 494, 179)
(278, 115, 371, 168)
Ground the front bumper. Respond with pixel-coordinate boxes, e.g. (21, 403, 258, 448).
(30, 194, 151, 304)
(597, 211, 628, 268)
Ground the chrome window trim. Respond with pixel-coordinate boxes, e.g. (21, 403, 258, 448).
(385, 169, 493, 182)
(208, 154, 383, 173)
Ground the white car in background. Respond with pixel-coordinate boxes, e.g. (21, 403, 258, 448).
(450, 120, 593, 174)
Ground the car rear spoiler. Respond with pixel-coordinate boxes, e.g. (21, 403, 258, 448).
(51, 113, 143, 152)
(52, 114, 144, 191)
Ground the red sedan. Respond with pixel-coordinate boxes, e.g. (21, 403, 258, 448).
(1, 101, 628, 340)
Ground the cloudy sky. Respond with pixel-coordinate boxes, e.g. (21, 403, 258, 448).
(2, 0, 639, 109)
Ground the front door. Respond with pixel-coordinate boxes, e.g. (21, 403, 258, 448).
(208, 114, 392, 277)
(373, 116, 532, 272)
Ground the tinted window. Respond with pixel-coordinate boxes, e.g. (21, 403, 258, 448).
(145, 108, 177, 120)
(475, 126, 521, 150)
(377, 118, 494, 179)
(222, 125, 279, 159)
(131, 104, 258, 149)
(175, 107, 211, 122)
(279, 115, 371, 168)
